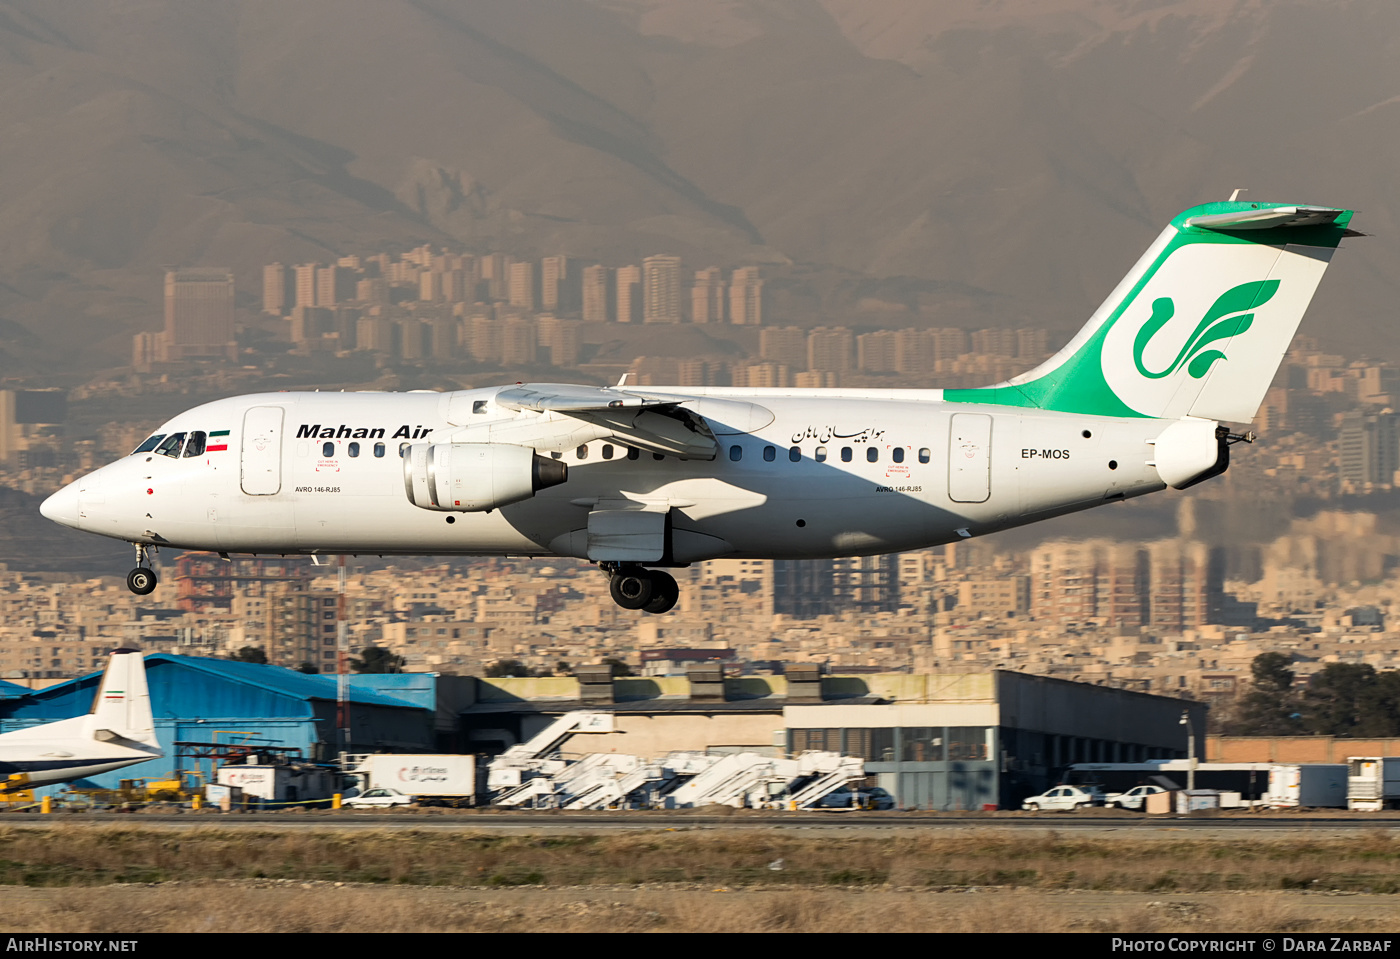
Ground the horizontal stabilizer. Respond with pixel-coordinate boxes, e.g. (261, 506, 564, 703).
(1185, 206, 1345, 231)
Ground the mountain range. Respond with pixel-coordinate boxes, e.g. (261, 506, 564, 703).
(0, 0, 1396, 373)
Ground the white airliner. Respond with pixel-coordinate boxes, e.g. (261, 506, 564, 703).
(40, 201, 1358, 613)
(0, 649, 163, 791)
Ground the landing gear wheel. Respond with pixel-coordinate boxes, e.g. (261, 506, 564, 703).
(609, 567, 654, 610)
(126, 567, 158, 595)
(643, 571, 679, 614)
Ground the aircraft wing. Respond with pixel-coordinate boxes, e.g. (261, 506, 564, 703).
(495, 384, 669, 412)
(487, 385, 719, 460)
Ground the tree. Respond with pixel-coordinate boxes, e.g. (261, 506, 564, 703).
(350, 646, 404, 674)
(1302, 663, 1377, 736)
(486, 659, 532, 678)
(230, 646, 268, 665)
(295, 662, 319, 674)
(1230, 653, 1302, 736)
(602, 657, 634, 678)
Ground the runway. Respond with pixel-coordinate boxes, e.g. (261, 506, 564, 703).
(6, 810, 1400, 838)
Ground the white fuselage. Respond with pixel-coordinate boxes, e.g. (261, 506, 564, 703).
(44, 387, 1185, 563)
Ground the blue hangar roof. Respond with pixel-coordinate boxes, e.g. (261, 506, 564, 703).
(3, 654, 428, 723)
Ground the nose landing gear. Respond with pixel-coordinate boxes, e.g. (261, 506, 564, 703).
(126, 543, 158, 596)
(604, 564, 679, 614)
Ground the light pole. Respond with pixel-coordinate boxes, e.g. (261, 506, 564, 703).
(1179, 709, 1196, 791)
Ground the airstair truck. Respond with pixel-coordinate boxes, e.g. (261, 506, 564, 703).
(1347, 757, 1400, 811)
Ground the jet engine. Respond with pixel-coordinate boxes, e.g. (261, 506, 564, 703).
(403, 443, 568, 512)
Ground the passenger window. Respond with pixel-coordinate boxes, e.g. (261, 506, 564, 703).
(154, 432, 187, 458)
(918, 448, 931, 464)
(729, 445, 742, 462)
(789, 447, 801, 463)
(815, 446, 828, 462)
(866, 447, 879, 463)
(602, 444, 614, 460)
(399, 442, 410, 457)
(628, 448, 640, 461)
(348, 442, 360, 457)
(374, 442, 386, 458)
(840, 447, 852, 463)
(576, 444, 589, 460)
(892, 448, 904, 464)
(322, 442, 335, 457)
(132, 434, 166, 454)
(763, 446, 775, 462)
(183, 431, 207, 457)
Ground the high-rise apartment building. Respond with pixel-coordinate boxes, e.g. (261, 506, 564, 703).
(807, 327, 854, 374)
(760, 326, 808, 371)
(161, 269, 235, 362)
(643, 255, 682, 323)
(729, 267, 763, 325)
(582, 265, 611, 323)
(858, 330, 899, 372)
(262, 263, 292, 316)
(294, 263, 319, 309)
(616, 265, 642, 324)
(691, 267, 725, 324)
(541, 255, 576, 313)
(1339, 410, 1400, 489)
(508, 261, 536, 312)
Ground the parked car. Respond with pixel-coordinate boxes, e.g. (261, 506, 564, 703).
(1021, 785, 1105, 811)
(1104, 785, 1167, 810)
(342, 787, 415, 809)
(814, 786, 897, 810)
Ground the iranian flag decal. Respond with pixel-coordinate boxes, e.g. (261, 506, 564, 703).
(208, 430, 230, 452)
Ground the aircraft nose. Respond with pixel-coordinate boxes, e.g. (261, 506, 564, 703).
(40, 480, 83, 530)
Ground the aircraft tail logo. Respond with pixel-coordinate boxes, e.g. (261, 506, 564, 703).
(1132, 280, 1278, 381)
(944, 203, 1356, 423)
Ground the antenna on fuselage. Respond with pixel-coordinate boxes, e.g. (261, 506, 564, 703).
(1228, 188, 1247, 201)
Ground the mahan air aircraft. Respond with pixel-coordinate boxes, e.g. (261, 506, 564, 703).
(39, 200, 1359, 613)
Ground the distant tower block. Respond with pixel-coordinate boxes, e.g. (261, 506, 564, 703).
(263, 263, 292, 316)
(161, 269, 235, 362)
(643, 255, 682, 323)
(691, 267, 725, 324)
(729, 267, 763, 325)
(581, 265, 612, 323)
(294, 263, 319, 308)
(616, 265, 641, 323)
(508, 261, 536, 312)
(541, 255, 573, 313)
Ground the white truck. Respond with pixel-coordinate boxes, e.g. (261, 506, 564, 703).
(1347, 757, 1400, 811)
(1263, 763, 1348, 809)
(215, 763, 339, 806)
(350, 754, 477, 807)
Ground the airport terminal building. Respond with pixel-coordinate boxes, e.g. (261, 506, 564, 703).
(461, 667, 1204, 811)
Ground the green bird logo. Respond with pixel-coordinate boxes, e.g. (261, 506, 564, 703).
(1132, 279, 1279, 380)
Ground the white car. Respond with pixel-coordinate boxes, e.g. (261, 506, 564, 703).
(1104, 785, 1167, 810)
(342, 787, 415, 809)
(1021, 785, 1105, 811)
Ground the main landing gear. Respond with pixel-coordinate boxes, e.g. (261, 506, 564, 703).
(604, 564, 679, 614)
(126, 543, 158, 596)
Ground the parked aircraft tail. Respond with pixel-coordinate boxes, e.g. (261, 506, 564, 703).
(945, 202, 1359, 423)
(81, 649, 157, 747)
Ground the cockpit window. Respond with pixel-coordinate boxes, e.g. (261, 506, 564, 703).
(132, 434, 166, 454)
(154, 432, 187, 458)
(184, 431, 207, 457)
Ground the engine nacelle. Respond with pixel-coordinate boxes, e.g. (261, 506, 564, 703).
(1151, 419, 1228, 490)
(403, 443, 568, 512)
